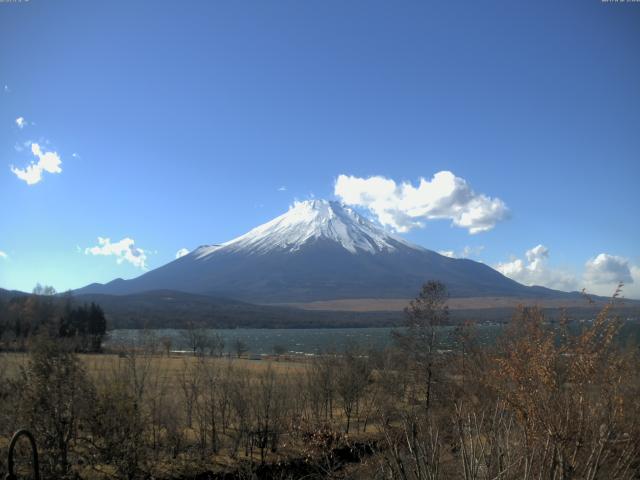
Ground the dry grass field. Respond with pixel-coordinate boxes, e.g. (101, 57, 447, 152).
(0, 295, 638, 479)
(0, 350, 343, 479)
(1, 350, 309, 383)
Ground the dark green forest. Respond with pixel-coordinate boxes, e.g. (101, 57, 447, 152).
(0, 285, 106, 352)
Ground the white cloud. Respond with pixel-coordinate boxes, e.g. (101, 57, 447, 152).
(438, 250, 456, 258)
(629, 266, 640, 299)
(497, 248, 640, 299)
(334, 171, 508, 234)
(496, 244, 577, 291)
(0, 251, 7, 260)
(278, 186, 287, 191)
(16, 117, 26, 129)
(176, 248, 190, 259)
(582, 253, 638, 298)
(584, 253, 632, 285)
(10, 143, 62, 185)
(71, 152, 80, 159)
(85, 237, 147, 269)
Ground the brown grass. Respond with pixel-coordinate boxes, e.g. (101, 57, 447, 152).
(1, 351, 308, 383)
(270, 296, 627, 311)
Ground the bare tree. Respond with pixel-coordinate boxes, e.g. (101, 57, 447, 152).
(205, 331, 225, 357)
(273, 344, 287, 359)
(482, 302, 640, 479)
(181, 323, 209, 356)
(394, 281, 448, 413)
(19, 336, 94, 477)
(160, 336, 172, 357)
(178, 358, 199, 428)
(251, 367, 289, 463)
(233, 338, 248, 358)
(307, 353, 337, 425)
(335, 346, 370, 433)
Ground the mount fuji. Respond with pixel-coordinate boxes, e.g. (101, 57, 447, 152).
(76, 200, 570, 302)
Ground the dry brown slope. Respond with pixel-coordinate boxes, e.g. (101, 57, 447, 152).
(270, 296, 631, 312)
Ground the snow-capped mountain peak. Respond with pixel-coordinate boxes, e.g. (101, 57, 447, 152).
(76, 199, 558, 303)
(194, 199, 420, 258)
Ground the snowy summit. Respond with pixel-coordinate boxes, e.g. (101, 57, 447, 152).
(194, 199, 419, 257)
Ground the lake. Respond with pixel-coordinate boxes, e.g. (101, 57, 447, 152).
(105, 321, 640, 355)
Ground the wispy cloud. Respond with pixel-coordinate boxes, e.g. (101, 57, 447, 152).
(10, 143, 62, 185)
(277, 186, 287, 191)
(0, 251, 8, 260)
(85, 237, 147, 269)
(14, 140, 32, 153)
(176, 248, 190, 259)
(334, 172, 508, 234)
(15, 117, 26, 129)
(461, 245, 484, 258)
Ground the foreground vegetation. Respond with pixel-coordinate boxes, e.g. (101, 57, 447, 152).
(0, 282, 638, 479)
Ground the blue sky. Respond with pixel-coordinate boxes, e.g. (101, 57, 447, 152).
(1, 0, 639, 298)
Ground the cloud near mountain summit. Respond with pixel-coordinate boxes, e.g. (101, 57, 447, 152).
(85, 237, 147, 269)
(334, 171, 508, 234)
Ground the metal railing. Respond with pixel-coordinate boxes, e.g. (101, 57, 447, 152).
(4, 430, 40, 480)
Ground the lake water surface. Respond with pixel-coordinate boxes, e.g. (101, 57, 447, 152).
(105, 322, 640, 355)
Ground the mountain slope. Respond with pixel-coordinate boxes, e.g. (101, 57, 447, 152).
(0, 287, 28, 300)
(76, 200, 576, 302)
(75, 290, 638, 329)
